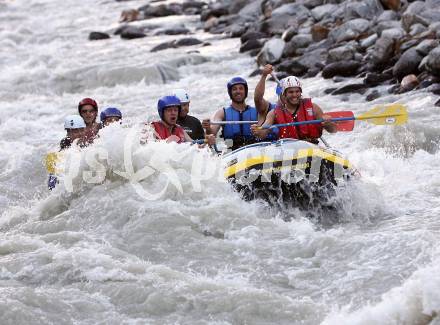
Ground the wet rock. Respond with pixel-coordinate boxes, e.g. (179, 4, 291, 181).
(228, 24, 247, 38)
(364, 72, 393, 86)
(283, 34, 313, 57)
(182, 1, 206, 15)
(377, 10, 398, 22)
(435, 98, 440, 107)
(203, 17, 219, 31)
(397, 74, 419, 93)
(281, 26, 298, 42)
(344, 0, 384, 21)
(200, 4, 229, 21)
(120, 26, 146, 39)
(151, 40, 177, 52)
(379, 0, 401, 11)
(393, 48, 423, 80)
(328, 18, 370, 44)
(360, 33, 378, 49)
(140, 3, 183, 18)
(155, 27, 191, 35)
(311, 4, 338, 21)
(327, 43, 357, 63)
(381, 27, 405, 40)
(257, 38, 285, 65)
(277, 59, 308, 76)
(366, 89, 381, 101)
(400, 39, 421, 53)
(331, 83, 368, 95)
(238, 0, 262, 19)
(426, 46, 440, 76)
(410, 23, 427, 36)
(229, 0, 252, 15)
(89, 32, 110, 41)
(311, 24, 330, 42)
(322, 60, 361, 79)
(240, 39, 264, 53)
(375, 20, 402, 35)
(176, 37, 203, 46)
(371, 36, 395, 66)
(241, 31, 267, 44)
(425, 83, 440, 94)
(416, 39, 439, 56)
(119, 9, 141, 22)
(401, 13, 430, 32)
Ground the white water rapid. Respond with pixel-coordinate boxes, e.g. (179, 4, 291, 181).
(1, 0, 439, 324)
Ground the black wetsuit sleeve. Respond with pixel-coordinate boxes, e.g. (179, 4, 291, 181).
(192, 118, 205, 140)
(59, 137, 72, 151)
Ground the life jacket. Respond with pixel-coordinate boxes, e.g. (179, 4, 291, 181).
(151, 121, 185, 143)
(274, 98, 322, 142)
(222, 105, 258, 150)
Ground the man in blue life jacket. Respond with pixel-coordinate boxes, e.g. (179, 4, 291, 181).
(100, 107, 122, 127)
(254, 64, 281, 141)
(202, 77, 258, 151)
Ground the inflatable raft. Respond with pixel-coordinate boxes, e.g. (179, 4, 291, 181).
(222, 138, 358, 209)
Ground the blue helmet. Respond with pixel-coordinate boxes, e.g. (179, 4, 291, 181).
(227, 77, 248, 99)
(157, 95, 181, 120)
(100, 107, 122, 122)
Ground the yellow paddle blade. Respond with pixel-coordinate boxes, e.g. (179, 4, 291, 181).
(357, 103, 408, 125)
(45, 152, 62, 174)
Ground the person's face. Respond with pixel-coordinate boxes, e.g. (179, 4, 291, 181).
(67, 128, 85, 140)
(284, 87, 302, 107)
(104, 116, 121, 126)
(80, 104, 97, 125)
(163, 106, 179, 125)
(179, 102, 189, 117)
(231, 84, 246, 104)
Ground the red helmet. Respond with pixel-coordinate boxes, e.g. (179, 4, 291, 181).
(78, 98, 98, 113)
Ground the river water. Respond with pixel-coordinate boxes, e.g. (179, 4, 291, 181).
(1, 0, 439, 324)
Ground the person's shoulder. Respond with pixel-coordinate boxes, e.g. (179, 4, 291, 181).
(187, 115, 202, 123)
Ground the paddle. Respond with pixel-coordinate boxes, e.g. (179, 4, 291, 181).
(263, 104, 408, 130)
(209, 111, 354, 131)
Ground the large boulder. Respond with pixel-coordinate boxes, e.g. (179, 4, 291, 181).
(257, 38, 285, 65)
(311, 4, 338, 21)
(328, 18, 370, 43)
(393, 48, 424, 80)
(322, 60, 361, 78)
(344, 0, 384, 21)
(371, 36, 395, 66)
(327, 43, 358, 63)
(283, 34, 313, 57)
(426, 46, 440, 76)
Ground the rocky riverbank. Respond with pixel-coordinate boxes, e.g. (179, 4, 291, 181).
(94, 0, 440, 105)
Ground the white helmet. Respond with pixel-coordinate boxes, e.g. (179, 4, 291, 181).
(280, 76, 302, 95)
(64, 115, 86, 129)
(172, 88, 190, 103)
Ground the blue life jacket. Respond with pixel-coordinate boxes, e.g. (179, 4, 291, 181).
(222, 105, 257, 140)
(265, 102, 279, 141)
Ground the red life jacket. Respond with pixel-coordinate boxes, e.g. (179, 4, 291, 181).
(274, 98, 322, 141)
(151, 121, 185, 143)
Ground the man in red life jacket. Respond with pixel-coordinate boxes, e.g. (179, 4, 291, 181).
(151, 95, 215, 145)
(78, 97, 100, 143)
(251, 76, 337, 143)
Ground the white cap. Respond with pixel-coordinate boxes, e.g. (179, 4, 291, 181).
(172, 88, 190, 103)
(64, 115, 86, 129)
(280, 76, 302, 95)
